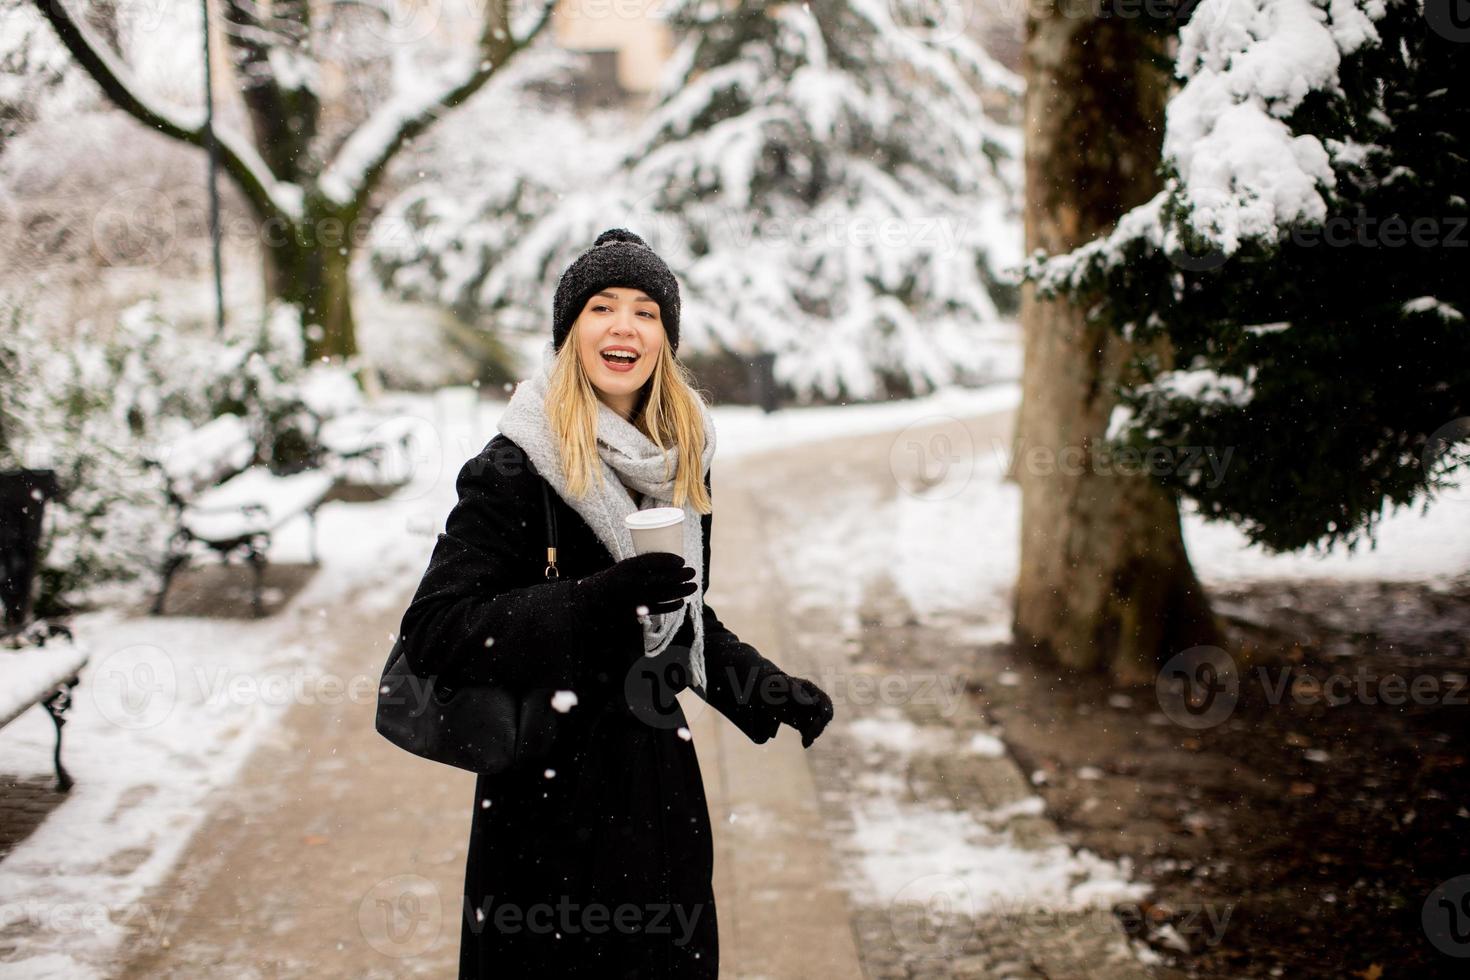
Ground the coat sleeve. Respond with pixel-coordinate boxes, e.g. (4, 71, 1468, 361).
(396, 448, 592, 691)
(694, 470, 783, 745)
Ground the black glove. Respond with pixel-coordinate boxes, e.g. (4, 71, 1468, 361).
(762, 672, 834, 748)
(573, 552, 697, 623)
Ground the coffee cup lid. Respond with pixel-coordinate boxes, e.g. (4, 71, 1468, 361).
(624, 507, 684, 530)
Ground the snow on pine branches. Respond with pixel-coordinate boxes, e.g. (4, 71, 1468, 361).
(370, 0, 1023, 403)
(1027, 0, 1470, 553)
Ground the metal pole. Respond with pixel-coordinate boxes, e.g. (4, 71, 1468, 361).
(750, 351, 779, 414)
(202, 0, 225, 335)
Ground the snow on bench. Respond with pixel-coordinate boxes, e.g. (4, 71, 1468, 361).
(0, 640, 90, 791)
(149, 414, 340, 618)
(0, 644, 89, 729)
(149, 412, 255, 501)
(181, 466, 336, 543)
(315, 411, 418, 485)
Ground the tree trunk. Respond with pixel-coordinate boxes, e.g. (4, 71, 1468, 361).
(260, 196, 360, 364)
(1013, 15, 1222, 684)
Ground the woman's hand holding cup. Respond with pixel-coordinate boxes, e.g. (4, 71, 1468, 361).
(575, 552, 696, 621)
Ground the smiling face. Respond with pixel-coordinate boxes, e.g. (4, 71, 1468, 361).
(573, 286, 665, 419)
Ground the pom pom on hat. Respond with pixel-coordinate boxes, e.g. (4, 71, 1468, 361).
(592, 228, 647, 248)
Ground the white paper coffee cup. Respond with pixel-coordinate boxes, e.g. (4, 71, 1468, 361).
(624, 507, 685, 559)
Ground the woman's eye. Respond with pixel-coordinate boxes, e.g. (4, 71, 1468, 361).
(589, 303, 654, 317)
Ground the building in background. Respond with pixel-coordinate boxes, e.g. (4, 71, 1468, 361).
(552, 0, 675, 109)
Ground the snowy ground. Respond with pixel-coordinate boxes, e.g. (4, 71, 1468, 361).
(840, 705, 1153, 915)
(780, 409, 1470, 637)
(2, 377, 1466, 976)
(742, 398, 1469, 956)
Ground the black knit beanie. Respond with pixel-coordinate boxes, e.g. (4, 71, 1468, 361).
(552, 228, 681, 354)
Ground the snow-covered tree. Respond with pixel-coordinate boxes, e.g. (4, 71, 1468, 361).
(372, 0, 1023, 403)
(28, 0, 559, 364)
(622, 0, 1023, 401)
(1030, 0, 1470, 552)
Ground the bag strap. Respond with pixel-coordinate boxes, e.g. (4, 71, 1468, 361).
(541, 479, 559, 580)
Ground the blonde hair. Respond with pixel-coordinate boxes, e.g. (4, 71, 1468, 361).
(545, 320, 712, 514)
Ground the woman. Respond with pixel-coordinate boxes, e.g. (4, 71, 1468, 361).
(397, 228, 835, 979)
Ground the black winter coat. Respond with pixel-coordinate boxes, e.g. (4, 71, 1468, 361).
(397, 433, 786, 979)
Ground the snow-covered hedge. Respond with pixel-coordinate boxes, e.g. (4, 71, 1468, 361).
(0, 298, 360, 614)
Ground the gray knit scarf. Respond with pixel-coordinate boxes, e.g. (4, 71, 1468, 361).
(496, 339, 715, 694)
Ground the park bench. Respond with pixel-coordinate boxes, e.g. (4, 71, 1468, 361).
(0, 468, 89, 792)
(296, 372, 419, 488)
(310, 409, 418, 487)
(146, 413, 335, 617)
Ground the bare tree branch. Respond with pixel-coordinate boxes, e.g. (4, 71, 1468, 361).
(318, 0, 559, 210)
(30, 0, 299, 224)
(220, 0, 321, 179)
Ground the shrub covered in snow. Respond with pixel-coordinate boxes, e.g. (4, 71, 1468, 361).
(0, 300, 169, 616)
(0, 297, 360, 614)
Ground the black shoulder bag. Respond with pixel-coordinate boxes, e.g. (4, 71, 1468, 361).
(375, 478, 562, 775)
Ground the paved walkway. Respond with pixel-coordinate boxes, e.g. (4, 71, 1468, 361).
(696, 449, 866, 978)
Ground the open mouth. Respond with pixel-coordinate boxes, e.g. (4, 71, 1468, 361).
(600, 350, 640, 367)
